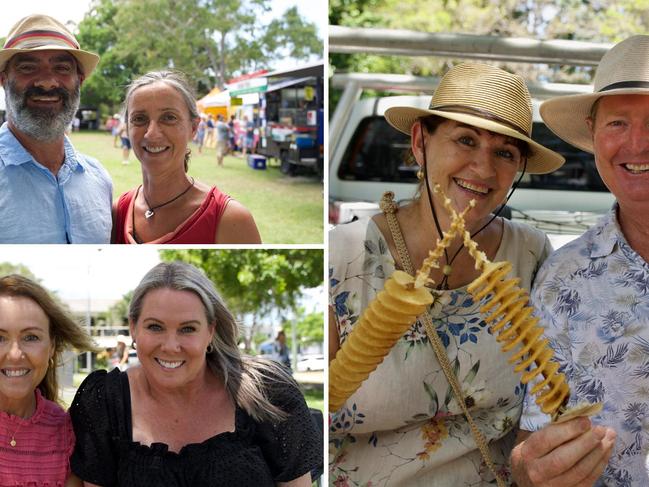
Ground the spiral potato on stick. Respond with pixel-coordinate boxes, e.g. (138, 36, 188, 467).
(463, 229, 601, 422)
(328, 191, 473, 413)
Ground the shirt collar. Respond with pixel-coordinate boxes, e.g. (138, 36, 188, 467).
(589, 203, 622, 259)
(0, 122, 85, 173)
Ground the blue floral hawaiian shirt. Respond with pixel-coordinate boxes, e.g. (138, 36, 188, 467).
(521, 205, 649, 486)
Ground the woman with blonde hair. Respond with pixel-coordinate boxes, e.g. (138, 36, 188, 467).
(0, 274, 95, 486)
(70, 261, 321, 486)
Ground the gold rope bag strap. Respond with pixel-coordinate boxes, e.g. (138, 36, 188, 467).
(379, 191, 507, 487)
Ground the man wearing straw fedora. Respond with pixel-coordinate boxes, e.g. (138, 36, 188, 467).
(513, 36, 649, 486)
(0, 14, 112, 243)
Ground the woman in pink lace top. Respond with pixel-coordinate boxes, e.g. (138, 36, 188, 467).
(0, 275, 95, 486)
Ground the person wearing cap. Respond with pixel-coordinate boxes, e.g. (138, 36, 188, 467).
(512, 35, 649, 486)
(0, 14, 112, 244)
(329, 63, 566, 486)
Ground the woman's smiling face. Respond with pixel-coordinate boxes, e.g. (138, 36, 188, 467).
(412, 118, 522, 223)
(130, 288, 214, 390)
(127, 81, 198, 173)
(0, 296, 54, 412)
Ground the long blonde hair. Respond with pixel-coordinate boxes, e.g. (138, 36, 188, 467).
(129, 262, 295, 422)
(0, 275, 96, 404)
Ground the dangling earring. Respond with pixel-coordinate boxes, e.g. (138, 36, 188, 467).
(206, 344, 214, 354)
(417, 168, 424, 180)
(131, 340, 136, 350)
(48, 357, 55, 369)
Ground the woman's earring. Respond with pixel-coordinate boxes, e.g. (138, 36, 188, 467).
(48, 357, 55, 369)
(417, 168, 424, 180)
(206, 343, 214, 354)
(131, 340, 136, 350)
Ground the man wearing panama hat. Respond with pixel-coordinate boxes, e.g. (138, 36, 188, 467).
(0, 14, 112, 243)
(514, 36, 649, 486)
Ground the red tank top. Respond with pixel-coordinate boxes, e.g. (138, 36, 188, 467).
(114, 186, 231, 244)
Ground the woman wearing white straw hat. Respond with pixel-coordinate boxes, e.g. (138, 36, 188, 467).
(329, 63, 567, 486)
(514, 35, 649, 487)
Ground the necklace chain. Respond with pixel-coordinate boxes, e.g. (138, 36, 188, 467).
(142, 177, 195, 219)
(7, 417, 24, 447)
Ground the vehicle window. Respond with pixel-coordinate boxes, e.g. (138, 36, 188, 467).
(338, 117, 417, 182)
(338, 116, 607, 192)
(519, 123, 607, 192)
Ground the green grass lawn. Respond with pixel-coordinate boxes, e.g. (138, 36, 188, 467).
(69, 131, 324, 244)
(303, 386, 324, 413)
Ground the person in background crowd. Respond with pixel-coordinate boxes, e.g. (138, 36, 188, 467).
(215, 114, 229, 167)
(196, 114, 207, 154)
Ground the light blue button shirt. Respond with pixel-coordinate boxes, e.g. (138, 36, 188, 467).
(0, 122, 112, 243)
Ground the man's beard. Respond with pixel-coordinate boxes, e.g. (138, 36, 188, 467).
(4, 79, 80, 142)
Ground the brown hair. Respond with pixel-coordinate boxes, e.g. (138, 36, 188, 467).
(0, 275, 96, 404)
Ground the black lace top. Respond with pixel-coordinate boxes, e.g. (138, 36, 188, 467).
(70, 369, 322, 486)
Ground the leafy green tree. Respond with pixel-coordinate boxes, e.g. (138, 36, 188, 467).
(0, 262, 39, 281)
(159, 249, 323, 349)
(76, 0, 322, 113)
(282, 307, 324, 348)
(104, 290, 134, 327)
(329, 0, 649, 106)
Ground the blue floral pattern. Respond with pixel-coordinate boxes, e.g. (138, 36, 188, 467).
(521, 206, 649, 486)
(330, 217, 551, 486)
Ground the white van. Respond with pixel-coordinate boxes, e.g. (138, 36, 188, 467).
(329, 94, 614, 244)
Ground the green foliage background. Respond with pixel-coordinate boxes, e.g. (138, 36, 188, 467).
(329, 0, 649, 108)
(76, 0, 322, 115)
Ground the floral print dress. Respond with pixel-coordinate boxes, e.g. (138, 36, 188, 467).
(329, 217, 551, 486)
(521, 207, 649, 486)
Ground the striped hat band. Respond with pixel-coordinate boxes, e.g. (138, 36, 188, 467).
(4, 29, 80, 50)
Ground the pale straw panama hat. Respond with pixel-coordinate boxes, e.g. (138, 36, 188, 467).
(541, 35, 649, 154)
(384, 63, 565, 175)
(0, 14, 99, 76)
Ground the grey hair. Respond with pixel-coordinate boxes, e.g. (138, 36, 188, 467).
(128, 261, 293, 422)
(123, 70, 199, 172)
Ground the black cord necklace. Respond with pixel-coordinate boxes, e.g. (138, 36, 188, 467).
(419, 123, 527, 290)
(142, 177, 195, 219)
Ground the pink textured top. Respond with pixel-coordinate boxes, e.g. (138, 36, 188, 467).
(0, 389, 74, 486)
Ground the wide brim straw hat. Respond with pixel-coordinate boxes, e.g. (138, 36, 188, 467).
(0, 14, 99, 77)
(541, 35, 649, 153)
(384, 63, 565, 175)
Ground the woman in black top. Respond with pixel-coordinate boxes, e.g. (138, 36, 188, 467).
(70, 261, 321, 486)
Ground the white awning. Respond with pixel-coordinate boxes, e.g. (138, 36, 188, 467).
(200, 89, 230, 108)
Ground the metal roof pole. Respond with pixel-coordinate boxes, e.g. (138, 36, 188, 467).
(329, 80, 362, 159)
(330, 73, 592, 98)
(329, 25, 611, 66)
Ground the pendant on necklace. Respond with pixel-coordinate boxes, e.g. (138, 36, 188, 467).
(10, 438, 16, 447)
(442, 264, 452, 276)
(144, 209, 154, 219)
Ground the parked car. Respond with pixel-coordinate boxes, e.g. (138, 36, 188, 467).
(296, 354, 325, 372)
(329, 94, 615, 246)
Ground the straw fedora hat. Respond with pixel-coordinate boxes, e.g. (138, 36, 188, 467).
(540, 35, 649, 153)
(384, 63, 565, 175)
(0, 14, 99, 76)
